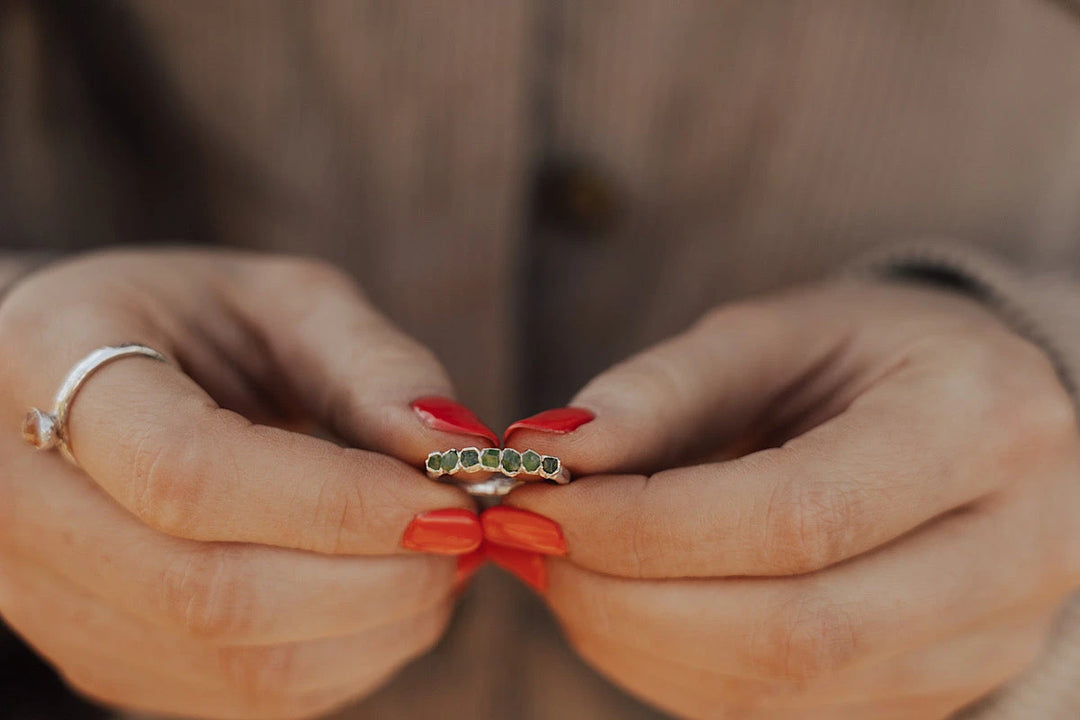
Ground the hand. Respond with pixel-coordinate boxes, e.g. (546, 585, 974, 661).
(491, 280, 1080, 719)
(0, 250, 495, 719)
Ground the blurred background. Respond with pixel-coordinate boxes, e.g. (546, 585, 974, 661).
(2, 1, 1080, 718)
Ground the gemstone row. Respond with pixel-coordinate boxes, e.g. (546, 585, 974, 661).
(426, 447, 562, 481)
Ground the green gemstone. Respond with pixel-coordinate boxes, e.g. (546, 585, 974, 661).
(501, 448, 522, 474)
(440, 450, 459, 473)
(426, 453, 442, 472)
(480, 448, 502, 469)
(521, 450, 542, 473)
(460, 448, 481, 469)
(541, 456, 560, 475)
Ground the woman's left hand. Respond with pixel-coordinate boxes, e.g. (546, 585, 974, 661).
(492, 280, 1080, 719)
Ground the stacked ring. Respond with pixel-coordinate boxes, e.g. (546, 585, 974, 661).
(426, 447, 571, 489)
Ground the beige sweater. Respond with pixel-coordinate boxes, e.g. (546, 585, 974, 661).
(1, 2, 1080, 717)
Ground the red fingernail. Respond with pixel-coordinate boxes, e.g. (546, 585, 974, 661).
(482, 506, 567, 556)
(453, 549, 487, 593)
(411, 396, 498, 446)
(503, 407, 595, 442)
(402, 509, 483, 555)
(484, 541, 547, 592)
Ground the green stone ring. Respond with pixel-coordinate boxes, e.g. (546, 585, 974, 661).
(425, 447, 571, 496)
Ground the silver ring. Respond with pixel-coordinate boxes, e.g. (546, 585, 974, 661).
(425, 447, 571, 497)
(22, 344, 170, 466)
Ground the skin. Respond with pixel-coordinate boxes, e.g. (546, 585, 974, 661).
(0, 250, 481, 719)
(504, 280, 1080, 719)
(2, 250, 1078, 719)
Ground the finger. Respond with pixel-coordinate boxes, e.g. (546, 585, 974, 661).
(543, 487, 1073, 685)
(504, 296, 851, 476)
(5, 270, 486, 553)
(507, 338, 1067, 576)
(0, 441, 457, 644)
(1, 558, 451, 720)
(811, 614, 1051, 707)
(564, 619, 1042, 720)
(222, 257, 499, 459)
(503, 282, 1022, 479)
(75, 363, 469, 553)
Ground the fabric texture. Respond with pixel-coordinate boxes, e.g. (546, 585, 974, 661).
(1, 1, 1080, 718)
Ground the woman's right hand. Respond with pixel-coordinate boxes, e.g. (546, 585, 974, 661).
(0, 249, 494, 719)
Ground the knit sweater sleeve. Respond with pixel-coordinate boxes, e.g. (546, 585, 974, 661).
(852, 241, 1080, 720)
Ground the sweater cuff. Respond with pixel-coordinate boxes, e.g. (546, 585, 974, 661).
(850, 240, 1080, 719)
(850, 241, 1080, 398)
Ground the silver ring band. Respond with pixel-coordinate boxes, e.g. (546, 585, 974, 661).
(22, 344, 170, 466)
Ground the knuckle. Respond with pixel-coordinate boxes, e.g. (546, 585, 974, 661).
(161, 548, 258, 642)
(621, 511, 653, 578)
(593, 476, 655, 578)
(976, 338, 1077, 463)
(128, 420, 209, 537)
(308, 468, 369, 554)
(761, 463, 854, 574)
(928, 337, 1000, 412)
(306, 451, 412, 556)
(755, 592, 860, 683)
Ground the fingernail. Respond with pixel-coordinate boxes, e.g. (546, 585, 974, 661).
(411, 396, 499, 446)
(503, 407, 595, 442)
(402, 509, 483, 555)
(453, 549, 487, 593)
(484, 541, 547, 592)
(481, 506, 567, 556)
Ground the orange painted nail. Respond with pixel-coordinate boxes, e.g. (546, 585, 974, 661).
(503, 406, 595, 443)
(484, 541, 547, 592)
(411, 396, 499, 446)
(402, 509, 482, 555)
(481, 506, 567, 556)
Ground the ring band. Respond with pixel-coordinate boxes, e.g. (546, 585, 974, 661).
(425, 447, 571, 497)
(22, 344, 170, 466)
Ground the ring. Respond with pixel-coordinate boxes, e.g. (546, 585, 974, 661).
(22, 344, 170, 466)
(425, 447, 571, 497)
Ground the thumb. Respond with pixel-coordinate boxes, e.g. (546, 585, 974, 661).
(505, 296, 848, 476)
(225, 257, 498, 463)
